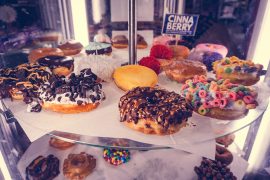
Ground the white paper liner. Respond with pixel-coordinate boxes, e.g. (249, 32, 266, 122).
(17, 135, 248, 180)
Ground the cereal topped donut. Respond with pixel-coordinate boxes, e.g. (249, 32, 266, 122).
(181, 75, 258, 120)
(119, 87, 193, 135)
(213, 56, 264, 86)
(38, 68, 105, 113)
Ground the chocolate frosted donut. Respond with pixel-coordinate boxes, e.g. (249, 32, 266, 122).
(119, 87, 193, 135)
(37, 55, 74, 76)
(39, 68, 105, 113)
(215, 145, 233, 165)
(26, 154, 60, 180)
(63, 152, 96, 180)
(0, 63, 51, 112)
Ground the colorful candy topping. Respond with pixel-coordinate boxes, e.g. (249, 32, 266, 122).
(181, 75, 258, 116)
(202, 52, 223, 71)
(138, 56, 161, 75)
(150, 44, 173, 59)
(213, 56, 263, 76)
(103, 148, 130, 166)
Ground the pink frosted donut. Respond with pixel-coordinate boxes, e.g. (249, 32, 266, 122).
(195, 43, 228, 58)
(153, 35, 174, 46)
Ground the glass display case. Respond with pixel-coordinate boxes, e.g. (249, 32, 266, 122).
(1, 0, 270, 179)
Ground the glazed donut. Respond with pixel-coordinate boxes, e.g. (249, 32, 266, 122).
(119, 87, 193, 135)
(112, 35, 128, 49)
(164, 60, 207, 83)
(215, 145, 233, 165)
(195, 43, 228, 58)
(180, 75, 258, 120)
(113, 65, 158, 91)
(216, 133, 235, 147)
(26, 154, 60, 180)
(49, 133, 80, 150)
(58, 40, 83, 56)
(28, 48, 64, 64)
(213, 56, 264, 86)
(39, 68, 105, 113)
(37, 55, 74, 76)
(169, 45, 190, 59)
(63, 152, 96, 180)
(150, 44, 173, 69)
(85, 42, 112, 55)
(137, 34, 148, 49)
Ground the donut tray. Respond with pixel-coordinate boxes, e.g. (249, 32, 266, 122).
(17, 135, 248, 180)
(2, 72, 269, 154)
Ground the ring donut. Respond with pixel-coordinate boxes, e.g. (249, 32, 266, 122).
(215, 145, 233, 165)
(28, 48, 64, 64)
(63, 152, 96, 180)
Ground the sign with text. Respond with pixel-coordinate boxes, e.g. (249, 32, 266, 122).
(162, 14, 199, 36)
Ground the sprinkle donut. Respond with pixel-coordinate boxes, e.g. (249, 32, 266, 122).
(181, 75, 258, 120)
(103, 148, 131, 166)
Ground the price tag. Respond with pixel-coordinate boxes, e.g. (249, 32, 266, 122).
(162, 14, 199, 36)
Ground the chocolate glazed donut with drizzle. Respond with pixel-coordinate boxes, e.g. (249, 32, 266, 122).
(119, 87, 193, 135)
(37, 55, 74, 76)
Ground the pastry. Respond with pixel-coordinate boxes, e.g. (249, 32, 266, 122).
(39, 68, 105, 113)
(119, 87, 193, 135)
(113, 65, 158, 91)
(216, 133, 235, 147)
(58, 40, 83, 56)
(169, 45, 190, 59)
(85, 42, 112, 55)
(37, 55, 74, 76)
(181, 75, 258, 120)
(28, 48, 64, 64)
(215, 145, 233, 165)
(103, 148, 130, 166)
(213, 56, 264, 86)
(150, 44, 173, 68)
(112, 35, 128, 49)
(195, 43, 228, 58)
(49, 133, 80, 150)
(34, 31, 61, 42)
(63, 152, 96, 180)
(94, 32, 111, 44)
(137, 34, 148, 49)
(138, 56, 161, 75)
(194, 158, 236, 179)
(0, 63, 51, 112)
(164, 60, 207, 83)
(26, 154, 60, 180)
(188, 43, 227, 71)
(152, 35, 174, 46)
(74, 54, 122, 82)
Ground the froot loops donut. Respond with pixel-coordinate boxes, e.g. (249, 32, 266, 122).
(181, 75, 258, 120)
(103, 148, 131, 166)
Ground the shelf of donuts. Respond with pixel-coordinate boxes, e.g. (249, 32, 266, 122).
(0, 32, 268, 152)
(17, 133, 248, 180)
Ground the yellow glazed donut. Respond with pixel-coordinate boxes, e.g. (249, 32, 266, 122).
(113, 65, 158, 91)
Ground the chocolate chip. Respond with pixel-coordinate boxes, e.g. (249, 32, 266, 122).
(77, 100, 83, 105)
(57, 96, 62, 102)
